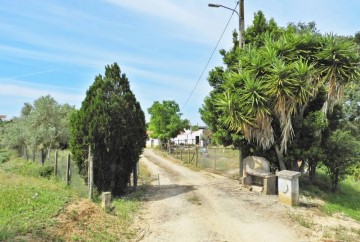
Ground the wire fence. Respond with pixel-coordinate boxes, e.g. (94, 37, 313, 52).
(20, 146, 143, 198)
(165, 142, 241, 179)
(22, 147, 88, 197)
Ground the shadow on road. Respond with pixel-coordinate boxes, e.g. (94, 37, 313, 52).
(141, 184, 196, 202)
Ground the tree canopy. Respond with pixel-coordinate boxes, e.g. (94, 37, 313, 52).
(70, 63, 146, 195)
(2, 95, 74, 158)
(200, 12, 360, 180)
(147, 100, 189, 143)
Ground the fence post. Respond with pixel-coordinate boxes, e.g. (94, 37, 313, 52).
(214, 148, 217, 170)
(23, 146, 26, 161)
(88, 146, 94, 199)
(195, 146, 198, 167)
(66, 154, 71, 186)
(32, 147, 36, 162)
(239, 147, 243, 182)
(133, 162, 138, 189)
(41, 149, 45, 165)
(54, 150, 58, 176)
(101, 192, 112, 213)
(188, 147, 190, 163)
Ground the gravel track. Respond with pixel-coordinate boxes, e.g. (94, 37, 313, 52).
(134, 149, 309, 242)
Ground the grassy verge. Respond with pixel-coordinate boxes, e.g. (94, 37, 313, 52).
(0, 165, 76, 240)
(0, 155, 152, 241)
(301, 166, 360, 222)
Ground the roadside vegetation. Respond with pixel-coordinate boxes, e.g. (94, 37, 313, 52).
(0, 63, 149, 241)
(0, 155, 151, 241)
(301, 166, 360, 222)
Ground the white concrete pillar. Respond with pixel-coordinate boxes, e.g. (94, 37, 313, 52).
(101, 192, 112, 212)
(276, 170, 301, 206)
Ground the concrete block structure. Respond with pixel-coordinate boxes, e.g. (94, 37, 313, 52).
(241, 156, 276, 195)
(276, 170, 301, 206)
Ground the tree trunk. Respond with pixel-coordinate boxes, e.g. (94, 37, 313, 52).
(275, 145, 286, 170)
(23, 145, 28, 161)
(309, 161, 317, 182)
(110, 162, 117, 193)
(331, 171, 339, 192)
(41, 149, 45, 165)
(32, 146, 36, 162)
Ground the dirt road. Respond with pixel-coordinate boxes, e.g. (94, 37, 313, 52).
(134, 149, 308, 242)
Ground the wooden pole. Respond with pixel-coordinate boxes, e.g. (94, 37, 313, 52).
(66, 154, 71, 186)
(41, 149, 45, 165)
(88, 146, 94, 199)
(54, 150, 58, 176)
(239, 147, 243, 181)
(239, 0, 245, 48)
(188, 147, 190, 163)
(195, 146, 198, 167)
(214, 148, 217, 170)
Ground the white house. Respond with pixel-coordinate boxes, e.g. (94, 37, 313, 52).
(146, 126, 208, 147)
(171, 126, 208, 146)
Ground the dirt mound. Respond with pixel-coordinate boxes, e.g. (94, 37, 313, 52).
(49, 199, 127, 241)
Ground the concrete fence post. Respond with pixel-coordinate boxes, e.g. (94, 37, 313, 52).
(101, 192, 112, 213)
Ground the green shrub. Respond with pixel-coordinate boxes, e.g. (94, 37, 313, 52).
(351, 165, 360, 181)
(39, 164, 54, 178)
(0, 150, 11, 163)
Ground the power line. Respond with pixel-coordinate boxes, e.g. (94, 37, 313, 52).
(181, 1, 239, 111)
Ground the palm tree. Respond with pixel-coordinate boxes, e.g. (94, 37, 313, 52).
(316, 34, 360, 113)
(215, 31, 322, 170)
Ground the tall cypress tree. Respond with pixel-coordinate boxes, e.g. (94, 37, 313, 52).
(70, 63, 146, 195)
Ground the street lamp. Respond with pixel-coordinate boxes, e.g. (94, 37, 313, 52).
(208, 1, 244, 48)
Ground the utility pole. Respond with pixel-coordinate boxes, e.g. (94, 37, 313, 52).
(208, 1, 245, 181)
(208, 1, 245, 48)
(239, 0, 245, 48)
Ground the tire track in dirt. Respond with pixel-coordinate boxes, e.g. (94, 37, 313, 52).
(134, 149, 307, 242)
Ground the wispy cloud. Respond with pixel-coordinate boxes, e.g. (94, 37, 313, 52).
(9, 70, 55, 79)
(103, 0, 237, 43)
(0, 83, 84, 105)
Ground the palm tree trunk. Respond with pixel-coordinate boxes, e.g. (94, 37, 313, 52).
(275, 145, 286, 170)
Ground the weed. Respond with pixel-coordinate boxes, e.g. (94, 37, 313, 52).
(322, 227, 332, 239)
(188, 193, 202, 205)
(333, 225, 357, 241)
(288, 213, 314, 229)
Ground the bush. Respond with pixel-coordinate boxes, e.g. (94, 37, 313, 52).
(0, 150, 11, 163)
(352, 165, 360, 181)
(39, 164, 54, 178)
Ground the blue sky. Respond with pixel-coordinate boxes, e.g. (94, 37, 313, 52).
(1, 0, 359, 125)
